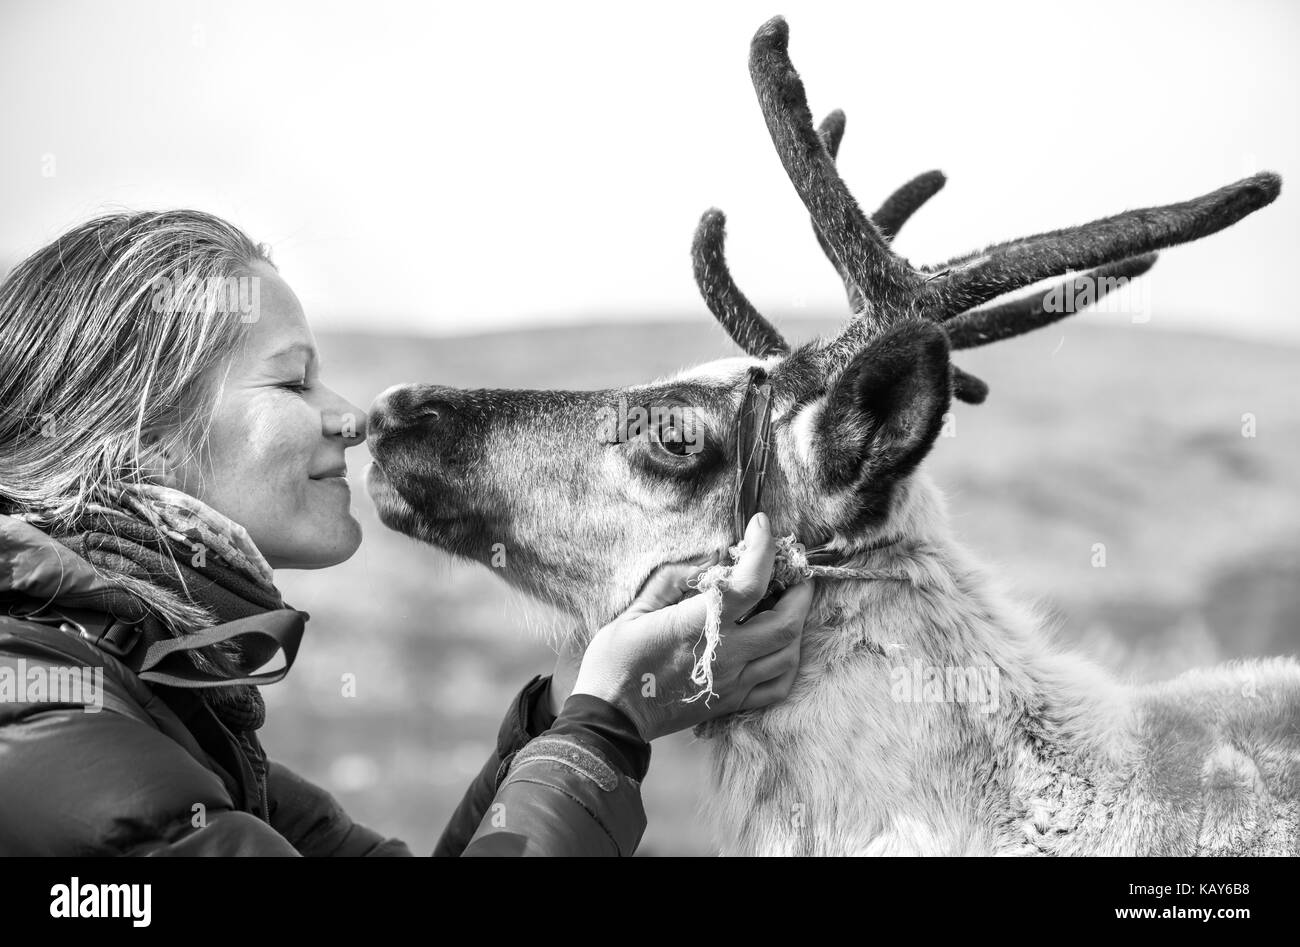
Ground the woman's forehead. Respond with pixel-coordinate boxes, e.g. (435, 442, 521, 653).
(240, 271, 316, 363)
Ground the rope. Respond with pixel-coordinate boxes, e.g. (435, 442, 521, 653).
(684, 534, 909, 704)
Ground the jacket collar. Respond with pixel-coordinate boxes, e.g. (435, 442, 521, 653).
(0, 515, 128, 611)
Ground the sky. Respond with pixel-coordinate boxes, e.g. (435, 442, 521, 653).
(1, 0, 1298, 343)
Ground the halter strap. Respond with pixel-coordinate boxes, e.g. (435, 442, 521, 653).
(732, 366, 775, 543)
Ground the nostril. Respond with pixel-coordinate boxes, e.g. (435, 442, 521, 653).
(399, 396, 456, 427)
(368, 385, 460, 447)
(369, 384, 423, 433)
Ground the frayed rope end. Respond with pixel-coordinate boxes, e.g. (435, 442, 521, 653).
(682, 534, 812, 705)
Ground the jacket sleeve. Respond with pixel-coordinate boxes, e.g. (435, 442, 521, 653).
(265, 761, 414, 856)
(460, 733, 647, 857)
(265, 682, 649, 858)
(433, 674, 556, 857)
(0, 706, 304, 856)
(436, 677, 650, 857)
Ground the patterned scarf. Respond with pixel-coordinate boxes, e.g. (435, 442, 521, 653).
(50, 483, 284, 746)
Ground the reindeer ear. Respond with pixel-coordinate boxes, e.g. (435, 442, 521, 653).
(815, 320, 951, 515)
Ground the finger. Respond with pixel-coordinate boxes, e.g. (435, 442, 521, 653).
(739, 658, 800, 710)
(724, 513, 777, 608)
(620, 558, 712, 618)
(766, 575, 814, 630)
(737, 635, 801, 691)
(725, 579, 814, 659)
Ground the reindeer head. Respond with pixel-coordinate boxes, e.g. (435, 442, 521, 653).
(366, 16, 1279, 635)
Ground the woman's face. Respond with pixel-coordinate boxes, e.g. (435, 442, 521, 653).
(171, 261, 367, 569)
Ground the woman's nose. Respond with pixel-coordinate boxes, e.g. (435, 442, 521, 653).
(320, 392, 368, 444)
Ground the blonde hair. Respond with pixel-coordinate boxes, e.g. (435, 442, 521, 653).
(0, 209, 272, 532)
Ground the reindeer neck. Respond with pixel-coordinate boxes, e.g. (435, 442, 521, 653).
(808, 473, 1121, 713)
(732, 473, 1136, 853)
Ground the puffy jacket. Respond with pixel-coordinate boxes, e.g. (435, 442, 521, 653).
(0, 517, 647, 856)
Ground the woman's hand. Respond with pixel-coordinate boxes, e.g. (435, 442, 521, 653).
(554, 513, 813, 741)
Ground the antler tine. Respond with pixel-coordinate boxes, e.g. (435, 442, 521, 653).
(750, 16, 924, 323)
(806, 108, 985, 399)
(873, 170, 947, 241)
(945, 253, 1158, 350)
(811, 109, 947, 311)
(952, 367, 988, 403)
(811, 110, 863, 313)
(817, 108, 846, 158)
(817, 110, 946, 242)
(923, 173, 1281, 320)
(692, 208, 791, 358)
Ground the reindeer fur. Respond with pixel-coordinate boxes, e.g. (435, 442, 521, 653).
(701, 465, 1300, 856)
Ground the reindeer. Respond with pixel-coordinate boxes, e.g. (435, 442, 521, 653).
(366, 16, 1298, 855)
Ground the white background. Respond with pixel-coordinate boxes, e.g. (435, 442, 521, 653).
(2, 0, 1297, 342)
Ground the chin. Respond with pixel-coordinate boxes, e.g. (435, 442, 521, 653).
(323, 515, 365, 566)
(270, 516, 363, 571)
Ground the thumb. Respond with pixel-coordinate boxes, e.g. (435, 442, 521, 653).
(727, 513, 777, 605)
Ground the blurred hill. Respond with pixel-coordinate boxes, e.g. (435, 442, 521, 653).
(266, 317, 1300, 856)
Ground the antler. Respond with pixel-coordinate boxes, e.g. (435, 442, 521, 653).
(691, 209, 790, 359)
(749, 18, 924, 329)
(813, 109, 946, 311)
(872, 169, 947, 242)
(922, 174, 1280, 320)
(693, 95, 948, 368)
(808, 111, 990, 401)
(945, 254, 1157, 350)
(691, 115, 948, 364)
(691, 169, 951, 363)
(692, 16, 1281, 406)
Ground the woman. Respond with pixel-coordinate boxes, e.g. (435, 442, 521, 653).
(0, 210, 812, 856)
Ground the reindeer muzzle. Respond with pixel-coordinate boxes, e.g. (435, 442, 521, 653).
(366, 383, 485, 531)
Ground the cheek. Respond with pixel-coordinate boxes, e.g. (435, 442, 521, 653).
(192, 399, 316, 518)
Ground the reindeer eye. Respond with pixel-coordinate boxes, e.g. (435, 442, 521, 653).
(653, 408, 696, 457)
(622, 398, 722, 487)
